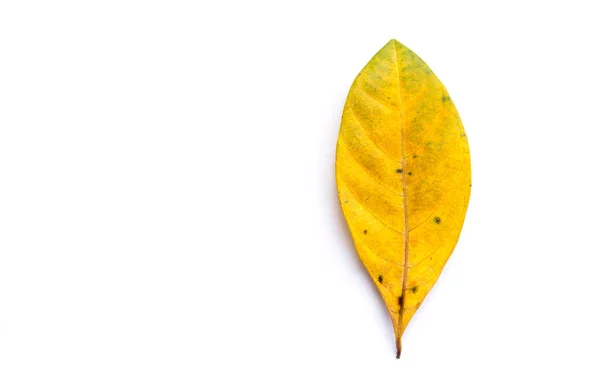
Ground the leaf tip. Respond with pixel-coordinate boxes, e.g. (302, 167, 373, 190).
(386, 38, 405, 51)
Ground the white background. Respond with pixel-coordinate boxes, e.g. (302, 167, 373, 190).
(1, 1, 599, 388)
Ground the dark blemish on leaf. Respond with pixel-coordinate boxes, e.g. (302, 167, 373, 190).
(442, 95, 451, 103)
(411, 286, 419, 293)
(378, 275, 383, 283)
(408, 172, 413, 176)
(343, 200, 348, 204)
(434, 216, 441, 224)
(470, 183, 472, 187)
(398, 295, 404, 307)
(396, 169, 403, 174)
(413, 155, 417, 159)
(363, 229, 368, 235)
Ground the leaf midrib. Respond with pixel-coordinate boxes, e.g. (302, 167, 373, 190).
(393, 40, 410, 358)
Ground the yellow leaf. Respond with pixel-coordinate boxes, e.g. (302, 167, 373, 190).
(335, 39, 471, 358)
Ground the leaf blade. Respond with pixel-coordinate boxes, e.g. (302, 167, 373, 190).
(336, 39, 471, 357)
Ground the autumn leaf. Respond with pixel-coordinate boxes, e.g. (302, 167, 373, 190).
(335, 39, 471, 358)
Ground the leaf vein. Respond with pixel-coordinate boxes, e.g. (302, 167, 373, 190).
(356, 81, 397, 110)
(340, 178, 405, 237)
(353, 231, 404, 268)
(348, 104, 401, 163)
(340, 135, 404, 197)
